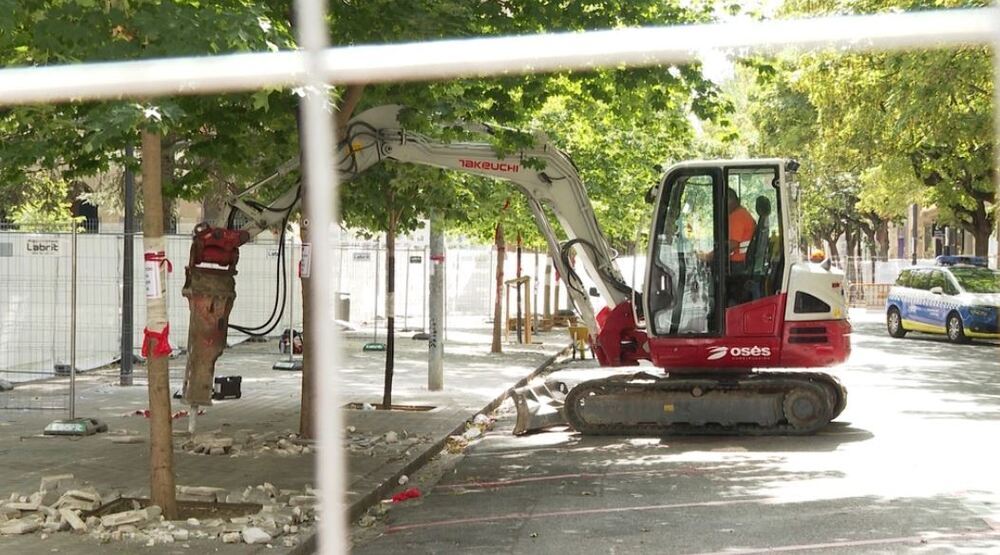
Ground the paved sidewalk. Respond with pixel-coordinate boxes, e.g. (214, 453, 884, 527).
(0, 318, 568, 554)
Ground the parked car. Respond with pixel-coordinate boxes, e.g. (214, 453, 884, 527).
(885, 264, 1000, 343)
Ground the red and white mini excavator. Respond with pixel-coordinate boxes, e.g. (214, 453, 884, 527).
(181, 105, 849, 436)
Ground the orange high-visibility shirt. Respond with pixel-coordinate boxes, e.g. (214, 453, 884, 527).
(729, 206, 756, 262)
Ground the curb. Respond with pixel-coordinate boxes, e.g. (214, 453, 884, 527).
(290, 342, 571, 555)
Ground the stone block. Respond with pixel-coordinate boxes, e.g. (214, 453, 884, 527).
(100, 509, 146, 528)
(1, 518, 39, 535)
(241, 526, 272, 545)
(59, 508, 87, 532)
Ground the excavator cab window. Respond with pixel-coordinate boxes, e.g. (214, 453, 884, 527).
(648, 168, 724, 336)
(647, 164, 784, 338)
(725, 167, 783, 304)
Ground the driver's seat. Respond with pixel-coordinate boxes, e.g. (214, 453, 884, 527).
(743, 196, 772, 299)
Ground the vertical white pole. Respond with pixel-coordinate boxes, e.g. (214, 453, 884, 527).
(994, 21, 1000, 269)
(69, 222, 77, 420)
(294, 0, 345, 552)
(428, 214, 444, 391)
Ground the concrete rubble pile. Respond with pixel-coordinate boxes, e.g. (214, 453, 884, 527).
(0, 474, 318, 548)
(446, 413, 494, 454)
(181, 429, 315, 457)
(344, 425, 432, 458)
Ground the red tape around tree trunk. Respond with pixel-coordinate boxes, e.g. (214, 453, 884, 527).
(142, 324, 172, 358)
(144, 251, 173, 273)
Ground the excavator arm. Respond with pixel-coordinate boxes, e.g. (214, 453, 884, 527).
(338, 105, 638, 334)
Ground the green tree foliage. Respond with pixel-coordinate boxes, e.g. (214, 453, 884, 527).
(0, 0, 297, 220)
(748, 0, 995, 257)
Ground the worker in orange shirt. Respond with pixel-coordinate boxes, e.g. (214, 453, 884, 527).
(697, 187, 756, 265)
(727, 187, 756, 266)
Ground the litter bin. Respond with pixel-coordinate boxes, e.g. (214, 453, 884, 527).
(336, 292, 350, 321)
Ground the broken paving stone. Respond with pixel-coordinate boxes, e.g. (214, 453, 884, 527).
(58, 509, 87, 532)
(5, 501, 40, 512)
(462, 427, 482, 441)
(100, 509, 147, 528)
(241, 526, 272, 545)
(357, 514, 377, 528)
(0, 379, 13, 391)
(288, 495, 318, 507)
(171, 529, 189, 541)
(221, 531, 241, 543)
(186, 518, 200, 527)
(473, 413, 491, 426)
(176, 486, 226, 503)
(54, 489, 102, 512)
(109, 435, 144, 444)
(383, 431, 398, 443)
(1, 518, 40, 535)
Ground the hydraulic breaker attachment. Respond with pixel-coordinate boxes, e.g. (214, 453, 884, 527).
(181, 224, 250, 406)
(511, 380, 570, 435)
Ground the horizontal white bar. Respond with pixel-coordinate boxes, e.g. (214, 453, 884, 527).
(323, 8, 999, 84)
(0, 8, 995, 105)
(0, 51, 304, 105)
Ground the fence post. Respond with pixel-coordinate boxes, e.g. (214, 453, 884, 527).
(121, 142, 135, 386)
(69, 222, 77, 420)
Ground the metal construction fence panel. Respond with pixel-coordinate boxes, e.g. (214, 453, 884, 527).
(3, 228, 594, 386)
(0, 223, 75, 411)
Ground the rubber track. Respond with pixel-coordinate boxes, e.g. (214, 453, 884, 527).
(564, 371, 847, 436)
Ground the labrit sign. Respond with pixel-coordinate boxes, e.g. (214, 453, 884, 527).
(26, 239, 60, 255)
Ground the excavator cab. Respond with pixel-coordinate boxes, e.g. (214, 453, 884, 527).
(647, 161, 785, 333)
(644, 160, 838, 371)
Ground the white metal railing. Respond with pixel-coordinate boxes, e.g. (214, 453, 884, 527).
(2, 3, 1000, 553)
(0, 9, 996, 105)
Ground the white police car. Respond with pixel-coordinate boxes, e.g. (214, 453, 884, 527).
(885, 263, 1000, 343)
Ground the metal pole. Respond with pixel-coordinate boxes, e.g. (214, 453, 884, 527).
(372, 239, 380, 343)
(910, 203, 918, 265)
(121, 143, 134, 386)
(287, 233, 295, 362)
(428, 213, 444, 391)
(533, 250, 539, 330)
(486, 247, 494, 321)
(69, 222, 77, 420)
(402, 246, 410, 331)
(422, 246, 428, 332)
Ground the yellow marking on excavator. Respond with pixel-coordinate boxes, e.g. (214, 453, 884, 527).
(350, 141, 364, 153)
(663, 404, 674, 413)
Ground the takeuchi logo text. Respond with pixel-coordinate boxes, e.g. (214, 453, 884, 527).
(459, 159, 519, 172)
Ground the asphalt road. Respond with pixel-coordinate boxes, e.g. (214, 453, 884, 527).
(351, 312, 1000, 554)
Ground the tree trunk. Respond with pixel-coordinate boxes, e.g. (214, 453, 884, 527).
(875, 220, 890, 260)
(825, 234, 840, 264)
(141, 131, 177, 519)
(973, 222, 991, 257)
(382, 217, 397, 409)
(299, 220, 315, 439)
(298, 84, 364, 438)
(490, 224, 505, 354)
